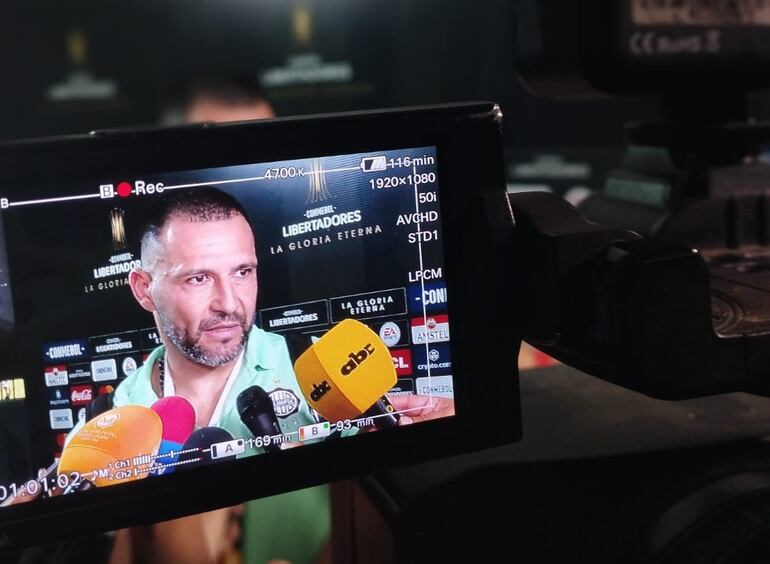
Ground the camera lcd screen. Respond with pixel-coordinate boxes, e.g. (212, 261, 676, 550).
(0, 145, 454, 504)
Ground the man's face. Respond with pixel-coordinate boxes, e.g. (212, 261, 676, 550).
(146, 213, 258, 367)
(186, 96, 275, 124)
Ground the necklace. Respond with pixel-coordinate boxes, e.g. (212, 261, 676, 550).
(157, 356, 165, 397)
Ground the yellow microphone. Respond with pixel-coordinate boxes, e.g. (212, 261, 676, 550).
(294, 319, 400, 429)
(58, 405, 163, 487)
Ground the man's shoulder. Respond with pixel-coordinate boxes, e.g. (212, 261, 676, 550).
(244, 325, 292, 369)
(247, 325, 287, 346)
(113, 345, 163, 407)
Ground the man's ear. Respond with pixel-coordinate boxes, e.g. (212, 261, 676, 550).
(128, 269, 157, 313)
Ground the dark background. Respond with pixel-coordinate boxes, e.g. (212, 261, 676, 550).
(0, 1, 650, 165)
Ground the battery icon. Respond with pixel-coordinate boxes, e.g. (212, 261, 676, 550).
(210, 438, 245, 459)
(298, 421, 331, 441)
(360, 156, 387, 172)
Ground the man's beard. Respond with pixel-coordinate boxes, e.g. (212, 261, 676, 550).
(158, 310, 253, 367)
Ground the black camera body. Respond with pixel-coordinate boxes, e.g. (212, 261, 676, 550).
(512, 0, 770, 400)
(515, 0, 770, 99)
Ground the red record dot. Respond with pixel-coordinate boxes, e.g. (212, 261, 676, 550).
(116, 182, 132, 198)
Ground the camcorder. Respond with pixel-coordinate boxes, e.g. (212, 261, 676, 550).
(3, 0, 770, 557)
(513, 0, 770, 399)
(335, 4, 770, 563)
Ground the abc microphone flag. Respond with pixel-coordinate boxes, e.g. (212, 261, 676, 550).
(58, 405, 163, 487)
(294, 318, 399, 429)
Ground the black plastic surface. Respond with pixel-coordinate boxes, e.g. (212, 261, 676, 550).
(0, 102, 521, 547)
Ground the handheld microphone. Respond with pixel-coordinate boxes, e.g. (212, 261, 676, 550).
(178, 427, 238, 469)
(237, 386, 283, 454)
(294, 319, 400, 430)
(150, 396, 196, 475)
(58, 405, 163, 487)
(61, 477, 95, 495)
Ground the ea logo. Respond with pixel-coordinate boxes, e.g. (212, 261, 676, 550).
(340, 343, 376, 375)
(379, 322, 401, 347)
(122, 357, 138, 376)
(96, 413, 120, 428)
(310, 380, 332, 402)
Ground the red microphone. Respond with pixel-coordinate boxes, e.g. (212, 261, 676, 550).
(150, 396, 196, 475)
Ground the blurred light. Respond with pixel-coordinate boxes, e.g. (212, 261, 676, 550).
(67, 28, 88, 67)
(0, 378, 25, 401)
(293, 4, 312, 46)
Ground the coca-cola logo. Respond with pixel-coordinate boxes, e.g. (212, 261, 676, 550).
(70, 385, 93, 406)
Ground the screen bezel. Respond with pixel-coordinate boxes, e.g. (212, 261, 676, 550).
(0, 102, 521, 548)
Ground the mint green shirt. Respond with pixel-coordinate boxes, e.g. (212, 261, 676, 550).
(113, 325, 319, 445)
(76, 326, 332, 563)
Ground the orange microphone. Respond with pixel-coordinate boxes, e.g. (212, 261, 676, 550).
(58, 405, 163, 487)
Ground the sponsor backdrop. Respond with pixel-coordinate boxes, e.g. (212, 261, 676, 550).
(0, 146, 453, 468)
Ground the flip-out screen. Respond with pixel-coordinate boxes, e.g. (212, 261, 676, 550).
(0, 146, 455, 501)
(0, 103, 520, 547)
